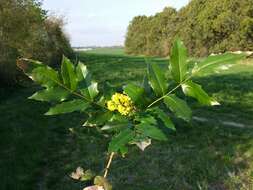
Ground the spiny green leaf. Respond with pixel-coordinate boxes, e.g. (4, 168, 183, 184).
(83, 111, 113, 127)
(142, 75, 152, 95)
(108, 128, 134, 153)
(124, 83, 147, 107)
(76, 62, 99, 102)
(192, 53, 246, 75)
(29, 87, 69, 102)
(137, 123, 167, 141)
(88, 82, 99, 100)
(76, 62, 89, 81)
(80, 82, 99, 101)
(61, 56, 77, 91)
(136, 116, 167, 141)
(101, 120, 129, 131)
(18, 58, 60, 88)
(149, 107, 176, 131)
(76, 62, 91, 88)
(31, 66, 60, 88)
(119, 146, 128, 157)
(147, 62, 168, 96)
(135, 114, 157, 125)
(45, 99, 90, 115)
(164, 94, 192, 122)
(182, 81, 220, 106)
(170, 39, 188, 83)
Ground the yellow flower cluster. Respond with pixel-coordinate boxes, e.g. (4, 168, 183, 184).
(107, 93, 135, 116)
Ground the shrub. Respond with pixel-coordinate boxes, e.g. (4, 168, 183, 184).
(0, 0, 73, 86)
(0, 44, 19, 85)
(18, 39, 245, 189)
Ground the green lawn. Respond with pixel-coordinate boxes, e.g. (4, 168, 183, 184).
(1, 53, 253, 190)
(84, 47, 125, 55)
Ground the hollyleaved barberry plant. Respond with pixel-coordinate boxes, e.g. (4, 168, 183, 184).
(17, 39, 245, 190)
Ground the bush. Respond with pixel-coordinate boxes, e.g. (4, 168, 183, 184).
(0, 44, 19, 85)
(0, 0, 74, 86)
(44, 16, 74, 66)
(18, 39, 246, 189)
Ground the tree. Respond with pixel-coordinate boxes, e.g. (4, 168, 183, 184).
(125, 16, 150, 55)
(125, 0, 253, 57)
(146, 7, 177, 56)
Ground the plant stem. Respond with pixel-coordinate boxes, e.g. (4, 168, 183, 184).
(103, 152, 115, 178)
(58, 82, 106, 109)
(147, 76, 192, 108)
(147, 83, 182, 108)
(42, 74, 107, 109)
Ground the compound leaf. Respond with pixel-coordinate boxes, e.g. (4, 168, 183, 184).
(147, 63, 168, 96)
(29, 87, 69, 102)
(61, 56, 77, 91)
(182, 81, 219, 106)
(108, 128, 134, 153)
(170, 39, 188, 83)
(45, 99, 90, 115)
(136, 116, 167, 141)
(164, 94, 192, 122)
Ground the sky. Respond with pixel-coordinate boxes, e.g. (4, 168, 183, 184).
(42, 0, 189, 47)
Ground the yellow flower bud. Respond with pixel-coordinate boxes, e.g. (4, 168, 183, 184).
(107, 93, 135, 116)
(112, 93, 121, 104)
(107, 100, 116, 111)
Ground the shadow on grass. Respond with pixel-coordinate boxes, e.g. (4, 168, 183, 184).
(0, 70, 253, 189)
(192, 72, 253, 124)
(110, 123, 253, 190)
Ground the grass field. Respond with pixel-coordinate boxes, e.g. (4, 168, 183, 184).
(1, 50, 253, 190)
(84, 47, 125, 55)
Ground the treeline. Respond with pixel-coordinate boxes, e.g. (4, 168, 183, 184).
(125, 0, 253, 57)
(0, 0, 74, 85)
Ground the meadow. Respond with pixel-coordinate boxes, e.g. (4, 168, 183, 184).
(1, 49, 253, 190)
(84, 47, 125, 55)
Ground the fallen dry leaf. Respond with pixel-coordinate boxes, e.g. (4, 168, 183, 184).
(135, 139, 152, 151)
(70, 167, 84, 180)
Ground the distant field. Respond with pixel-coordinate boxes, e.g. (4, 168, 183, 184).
(1, 52, 253, 190)
(84, 47, 125, 55)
